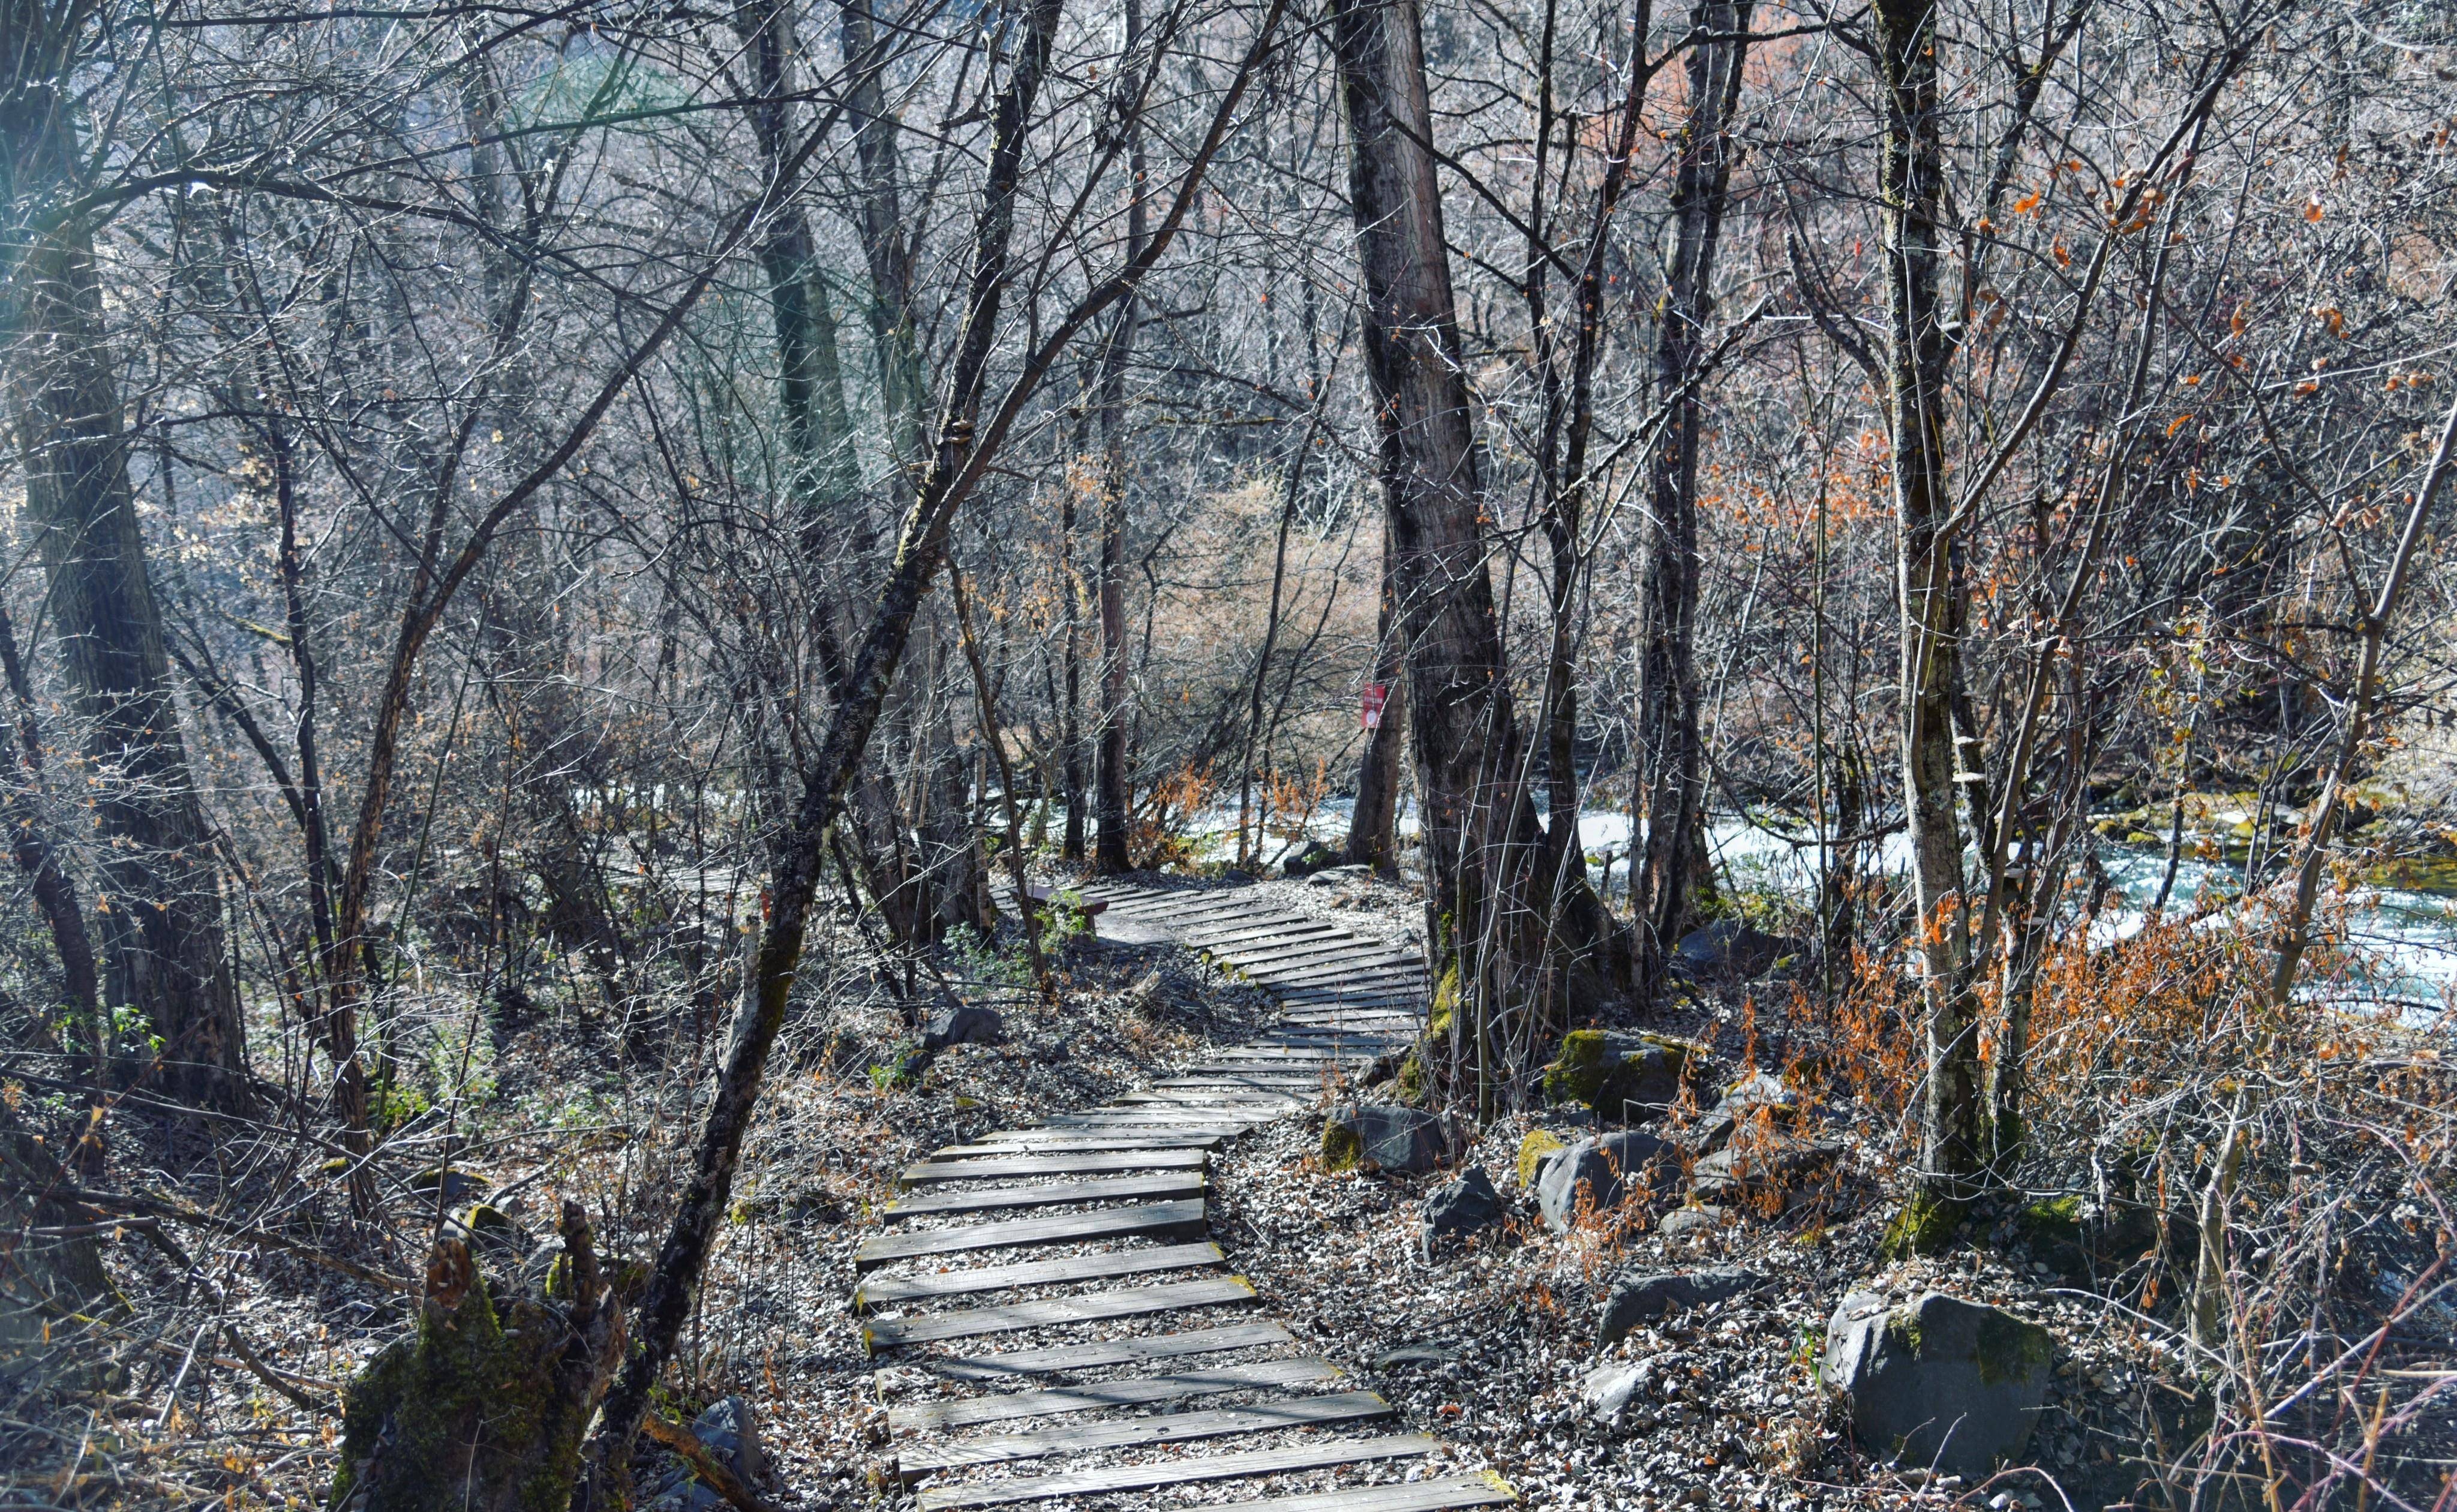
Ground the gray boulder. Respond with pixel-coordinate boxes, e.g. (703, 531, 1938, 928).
(1656, 1204, 1728, 1239)
(1692, 1128, 1841, 1206)
(1281, 840, 1344, 878)
(1596, 1265, 1759, 1343)
(922, 1002, 1004, 1053)
(1690, 1071, 1798, 1154)
(1821, 1291, 2053, 1480)
(1537, 1130, 1676, 1231)
(1422, 1165, 1503, 1245)
(1323, 1104, 1459, 1174)
(1581, 1359, 1654, 1421)
(645, 1394, 764, 1511)
(1674, 919, 1804, 979)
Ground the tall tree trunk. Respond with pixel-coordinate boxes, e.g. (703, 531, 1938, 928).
(1332, 0, 1603, 1113)
(0, 607, 104, 1087)
(1873, 0, 1982, 1243)
(1628, 0, 1752, 999)
(1060, 459, 1088, 860)
(1345, 518, 1407, 874)
(2, 81, 248, 1114)
(1093, 0, 1148, 876)
(839, 0, 929, 473)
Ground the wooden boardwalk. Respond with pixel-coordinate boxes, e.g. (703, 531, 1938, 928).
(852, 880, 1511, 1512)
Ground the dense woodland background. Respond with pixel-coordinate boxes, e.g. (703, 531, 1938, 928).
(7, 0, 2457, 1502)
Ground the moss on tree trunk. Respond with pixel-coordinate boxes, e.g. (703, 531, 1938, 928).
(332, 1203, 634, 1512)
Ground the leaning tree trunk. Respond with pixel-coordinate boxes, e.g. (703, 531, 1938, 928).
(2, 90, 248, 1113)
(1627, 0, 1752, 1000)
(1873, 0, 1983, 1248)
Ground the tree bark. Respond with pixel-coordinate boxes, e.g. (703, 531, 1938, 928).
(1872, 0, 1983, 1235)
(839, 0, 929, 473)
(1330, 0, 1594, 1107)
(1093, 0, 1148, 876)
(2, 78, 248, 1114)
(1628, 0, 1752, 999)
(1344, 517, 1406, 873)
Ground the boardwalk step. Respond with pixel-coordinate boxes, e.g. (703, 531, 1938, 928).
(927, 1319, 1297, 1381)
(900, 1148, 1208, 1186)
(898, 1389, 1394, 1478)
(864, 1276, 1257, 1351)
(912, 1432, 1441, 1510)
(855, 1241, 1224, 1311)
(888, 1356, 1344, 1433)
(1209, 1472, 1521, 1512)
(942, 1131, 1226, 1153)
(854, 1199, 1206, 1271)
(884, 1172, 1204, 1220)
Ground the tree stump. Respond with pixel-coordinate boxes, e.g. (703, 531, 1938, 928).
(332, 1201, 636, 1512)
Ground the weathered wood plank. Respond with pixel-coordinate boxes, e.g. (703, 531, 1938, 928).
(1187, 919, 1344, 949)
(926, 1319, 1294, 1382)
(1263, 957, 1425, 987)
(887, 1357, 1344, 1433)
(1111, 1090, 1303, 1109)
(1039, 1111, 1260, 1130)
(899, 1148, 1208, 1186)
(854, 1242, 1224, 1311)
(884, 1171, 1205, 1220)
(898, 1390, 1393, 1478)
(947, 1131, 1226, 1153)
(1208, 1473, 1520, 1512)
(1217, 937, 1387, 970)
(864, 1276, 1256, 1351)
(911, 1433, 1441, 1510)
(853, 1200, 1206, 1271)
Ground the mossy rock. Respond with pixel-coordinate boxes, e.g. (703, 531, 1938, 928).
(1540, 1030, 1708, 1119)
(1516, 1129, 1570, 1189)
(1320, 1120, 1366, 1174)
(1880, 1189, 1966, 1258)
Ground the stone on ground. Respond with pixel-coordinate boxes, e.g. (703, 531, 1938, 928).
(1596, 1265, 1759, 1343)
(1656, 1204, 1729, 1238)
(645, 1395, 763, 1512)
(1323, 1103, 1459, 1174)
(1691, 1126, 1841, 1206)
(1581, 1358, 1654, 1421)
(1821, 1290, 2054, 1480)
(1537, 1130, 1676, 1231)
(1542, 1029, 1713, 1120)
(1421, 1165, 1503, 1248)
(1281, 840, 1343, 877)
(1689, 1070, 1798, 1153)
(921, 1002, 1003, 1053)
(1672, 919, 1805, 979)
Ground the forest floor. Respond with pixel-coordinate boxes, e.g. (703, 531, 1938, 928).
(22, 873, 2449, 1511)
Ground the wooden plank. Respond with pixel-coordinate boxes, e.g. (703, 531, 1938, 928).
(855, 1242, 1224, 1312)
(912, 1433, 1441, 1510)
(927, 1320, 1294, 1382)
(1040, 1112, 1258, 1131)
(865, 1276, 1256, 1351)
(1097, 892, 1272, 921)
(1155, 1075, 1338, 1092)
(853, 1200, 1206, 1271)
(1031, 1111, 1254, 1126)
(888, 1357, 1344, 1433)
(1264, 956, 1425, 987)
(1269, 967, 1429, 991)
(1188, 919, 1344, 949)
(1112, 1090, 1303, 1109)
(1218, 936, 1383, 970)
(945, 1131, 1224, 1153)
(900, 1149, 1208, 1186)
(898, 1390, 1394, 1478)
(884, 1171, 1204, 1220)
(1208, 1474, 1520, 1512)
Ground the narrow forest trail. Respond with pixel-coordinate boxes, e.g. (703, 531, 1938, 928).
(851, 880, 1515, 1512)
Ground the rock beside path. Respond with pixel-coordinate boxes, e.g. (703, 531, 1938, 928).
(1692, 1128, 1842, 1206)
(1537, 1130, 1676, 1231)
(1673, 919, 1805, 979)
(1821, 1290, 2054, 1480)
(921, 1002, 1003, 1053)
(1596, 1265, 1760, 1343)
(1323, 1104, 1459, 1174)
(645, 1395, 764, 1512)
(1542, 1030, 1713, 1120)
(1421, 1165, 1503, 1249)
